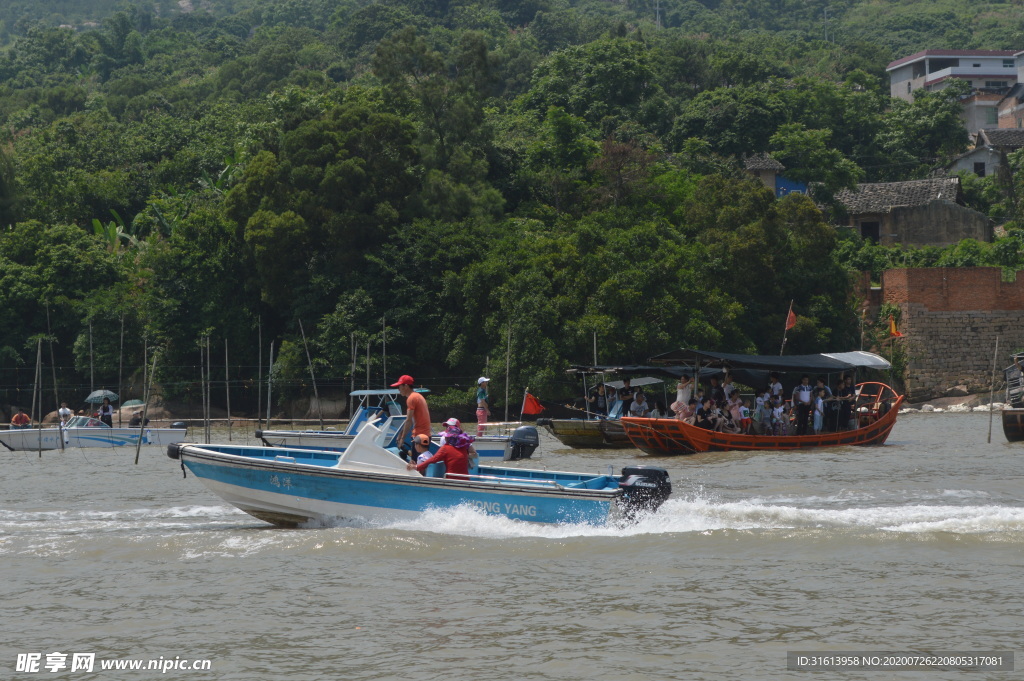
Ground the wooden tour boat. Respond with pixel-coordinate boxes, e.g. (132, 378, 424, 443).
(620, 349, 902, 455)
(1001, 355, 1024, 442)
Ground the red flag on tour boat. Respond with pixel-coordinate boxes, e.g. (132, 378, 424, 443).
(521, 392, 545, 415)
(785, 309, 797, 330)
(889, 315, 903, 338)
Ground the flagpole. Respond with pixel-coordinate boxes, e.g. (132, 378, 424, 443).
(520, 388, 528, 419)
(780, 299, 794, 356)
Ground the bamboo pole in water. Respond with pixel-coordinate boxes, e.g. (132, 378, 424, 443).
(257, 317, 263, 429)
(89, 319, 94, 394)
(298, 319, 324, 430)
(46, 308, 62, 452)
(504, 324, 512, 423)
(349, 332, 355, 420)
(118, 315, 124, 427)
(33, 338, 42, 458)
(225, 338, 232, 442)
(135, 351, 158, 465)
(988, 336, 999, 444)
(266, 341, 274, 430)
(206, 335, 212, 444)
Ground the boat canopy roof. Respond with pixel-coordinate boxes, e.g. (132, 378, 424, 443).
(349, 388, 429, 396)
(649, 349, 891, 372)
(566, 364, 719, 379)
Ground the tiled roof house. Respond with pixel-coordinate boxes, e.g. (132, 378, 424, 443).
(834, 177, 990, 246)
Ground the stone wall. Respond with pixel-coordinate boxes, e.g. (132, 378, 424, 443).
(889, 201, 992, 246)
(881, 268, 1024, 400)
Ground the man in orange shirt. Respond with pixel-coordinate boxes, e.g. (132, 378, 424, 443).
(10, 409, 31, 429)
(392, 374, 431, 445)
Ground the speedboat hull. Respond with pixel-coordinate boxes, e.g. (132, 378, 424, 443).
(0, 426, 187, 451)
(169, 422, 670, 527)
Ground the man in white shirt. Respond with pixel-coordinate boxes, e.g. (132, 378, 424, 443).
(791, 375, 814, 435)
(57, 402, 72, 425)
(629, 391, 651, 418)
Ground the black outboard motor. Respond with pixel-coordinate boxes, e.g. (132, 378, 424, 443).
(618, 465, 672, 518)
(506, 425, 540, 461)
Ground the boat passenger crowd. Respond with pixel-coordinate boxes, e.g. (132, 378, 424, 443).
(588, 372, 864, 435)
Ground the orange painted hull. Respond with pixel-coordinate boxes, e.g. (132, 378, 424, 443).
(622, 392, 904, 455)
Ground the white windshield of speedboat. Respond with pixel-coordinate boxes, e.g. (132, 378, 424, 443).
(372, 415, 407, 448)
(65, 416, 107, 428)
(336, 417, 416, 475)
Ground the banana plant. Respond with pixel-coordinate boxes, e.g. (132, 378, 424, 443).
(91, 209, 138, 253)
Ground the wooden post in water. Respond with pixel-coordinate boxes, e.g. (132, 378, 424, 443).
(298, 319, 324, 430)
(225, 338, 232, 442)
(134, 351, 158, 465)
(199, 339, 206, 443)
(988, 336, 999, 444)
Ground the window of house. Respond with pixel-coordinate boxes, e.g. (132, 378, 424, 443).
(907, 82, 912, 94)
(1005, 59, 1015, 68)
(986, 81, 1008, 88)
(860, 221, 880, 243)
(912, 62, 926, 78)
(987, 108, 999, 125)
(974, 162, 987, 177)
(973, 63, 982, 67)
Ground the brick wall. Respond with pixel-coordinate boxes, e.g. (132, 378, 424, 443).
(881, 268, 1024, 400)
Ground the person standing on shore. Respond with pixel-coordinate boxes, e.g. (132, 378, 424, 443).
(392, 374, 431, 445)
(475, 377, 490, 436)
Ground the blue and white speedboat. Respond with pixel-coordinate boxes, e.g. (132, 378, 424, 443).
(255, 389, 539, 460)
(168, 418, 670, 527)
(0, 416, 187, 451)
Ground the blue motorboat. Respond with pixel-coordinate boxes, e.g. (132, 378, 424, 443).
(255, 389, 539, 460)
(168, 418, 669, 527)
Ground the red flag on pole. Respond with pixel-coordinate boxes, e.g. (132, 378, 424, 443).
(889, 315, 904, 338)
(785, 309, 797, 330)
(521, 392, 545, 415)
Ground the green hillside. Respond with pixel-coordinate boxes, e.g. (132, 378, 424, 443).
(0, 0, 1022, 408)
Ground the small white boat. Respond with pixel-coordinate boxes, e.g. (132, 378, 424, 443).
(169, 417, 670, 527)
(0, 416, 188, 451)
(256, 389, 539, 460)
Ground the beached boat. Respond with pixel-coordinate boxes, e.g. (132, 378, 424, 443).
(538, 374, 673, 449)
(621, 349, 902, 455)
(167, 417, 671, 527)
(0, 415, 188, 451)
(256, 389, 540, 460)
(1000, 355, 1024, 442)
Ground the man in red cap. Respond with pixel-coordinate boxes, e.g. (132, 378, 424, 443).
(391, 374, 431, 445)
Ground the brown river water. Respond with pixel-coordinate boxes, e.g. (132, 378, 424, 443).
(2, 412, 1021, 680)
